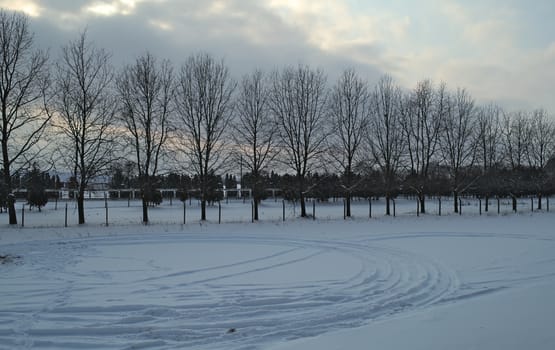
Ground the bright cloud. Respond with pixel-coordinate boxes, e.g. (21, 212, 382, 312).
(0, 0, 42, 17)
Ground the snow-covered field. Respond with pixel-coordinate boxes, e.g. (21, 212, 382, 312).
(1, 199, 554, 349)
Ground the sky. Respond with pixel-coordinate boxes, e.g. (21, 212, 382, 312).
(1, 0, 555, 112)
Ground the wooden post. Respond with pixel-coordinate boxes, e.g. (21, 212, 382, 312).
(343, 199, 346, 220)
(438, 197, 441, 216)
(369, 198, 372, 218)
(393, 199, 396, 217)
(21, 204, 24, 228)
(65, 202, 68, 227)
(312, 200, 315, 220)
(105, 194, 109, 226)
(531, 197, 533, 212)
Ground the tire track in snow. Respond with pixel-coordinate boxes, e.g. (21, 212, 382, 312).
(0, 234, 460, 349)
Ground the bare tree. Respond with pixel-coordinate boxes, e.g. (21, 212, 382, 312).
(401, 80, 446, 213)
(328, 68, 370, 217)
(51, 31, 116, 224)
(174, 53, 235, 221)
(269, 65, 328, 218)
(233, 70, 276, 221)
(441, 88, 477, 213)
(0, 10, 49, 225)
(475, 103, 502, 211)
(117, 52, 173, 224)
(526, 109, 555, 209)
(366, 75, 405, 216)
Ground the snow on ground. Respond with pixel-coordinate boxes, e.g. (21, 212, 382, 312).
(0, 198, 554, 349)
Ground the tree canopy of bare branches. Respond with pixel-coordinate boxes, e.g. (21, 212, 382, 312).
(51, 31, 116, 224)
(401, 80, 446, 213)
(441, 88, 477, 213)
(502, 111, 530, 170)
(174, 53, 235, 221)
(269, 65, 328, 218)
(233, 70, 276, 220)
(328, 68, 370, 217)
(117, 52, 173, 224)
(527, 109, 555, 169)
(0, 10, 50, 224)
(366, 75, 405, 215)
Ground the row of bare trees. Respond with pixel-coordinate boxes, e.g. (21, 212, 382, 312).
(2, 10, 555, 225)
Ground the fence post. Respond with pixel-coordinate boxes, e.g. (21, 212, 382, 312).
(312, 200, 315, 220)
(218, 201, 221, 224)
(343, 199, 346, 220)
(105, 194, 109, 226)
(438, 197, 441, 216)
(21, 204, 24, 228)
(393, 199, 396, 217)
(65, 202, 68, 227)
(531, 197, 533, 212)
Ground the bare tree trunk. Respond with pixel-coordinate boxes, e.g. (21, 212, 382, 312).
(78, 186, 85, 225)
(419, 192, 426, 214)
(142, 197, 149, 224)
(7, 194, 17, 225)
(201, 200, 207, 221)
(453, 190, 459, 213)
(485, 194, 489, 212)
(300, 191, 307, 217)
(346, 194, 351, 217)
(538, 193, 542, 210)
(254, 199, 259, 221)
(385, 194, 391, 216)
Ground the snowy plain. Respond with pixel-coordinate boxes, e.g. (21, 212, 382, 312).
(1, 198, 555, 349)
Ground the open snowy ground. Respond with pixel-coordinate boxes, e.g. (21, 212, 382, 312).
(1, 200, 555, 349)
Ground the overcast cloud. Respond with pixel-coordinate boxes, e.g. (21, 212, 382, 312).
(2, 0, 554, 112)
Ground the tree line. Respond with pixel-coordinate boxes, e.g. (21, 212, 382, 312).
(1, 10, 554, 225)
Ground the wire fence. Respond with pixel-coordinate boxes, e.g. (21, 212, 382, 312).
(3, 195, 552, 229)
